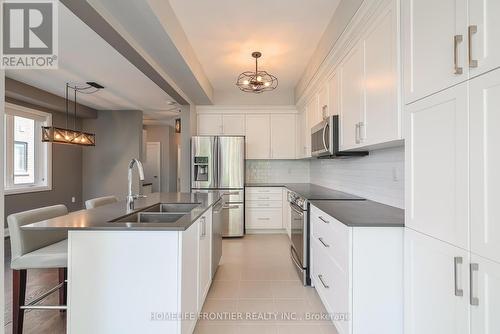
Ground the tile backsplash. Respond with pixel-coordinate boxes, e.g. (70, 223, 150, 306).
(246, 146, 404, 208)
(246, 160, 310, 183)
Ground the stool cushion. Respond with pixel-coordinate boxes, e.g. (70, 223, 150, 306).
(11, 239, 68, 270)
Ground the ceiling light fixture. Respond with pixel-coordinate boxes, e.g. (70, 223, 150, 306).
(236, 51, 278, 93)
(42, 82, 103, 146)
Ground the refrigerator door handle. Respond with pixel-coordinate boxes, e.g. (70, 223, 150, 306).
(213, 136, 219, 188)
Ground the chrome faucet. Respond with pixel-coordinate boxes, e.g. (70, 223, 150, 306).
(126, 158, 145, 211)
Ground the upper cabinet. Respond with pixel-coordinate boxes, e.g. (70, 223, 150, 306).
(270, 114, 296, 159)
(245, 114, 271, 159)
(197, 114, 223, 135)
(328, 71, 340, 117)
(197, 114, 245, 136)
(222, 114, 245, 135)
(403, 0, 500, 104)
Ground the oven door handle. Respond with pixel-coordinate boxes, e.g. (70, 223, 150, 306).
(290, 203, 304, 216)
(290, 246, 303, 271)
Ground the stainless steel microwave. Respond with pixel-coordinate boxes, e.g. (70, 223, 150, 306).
(311, 115, 368, 158)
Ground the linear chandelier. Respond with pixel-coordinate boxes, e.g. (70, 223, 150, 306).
(42, 82, 103, 146)
(236, 52, 278, 93)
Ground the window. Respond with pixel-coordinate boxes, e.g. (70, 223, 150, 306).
(4, 103, 52, 194)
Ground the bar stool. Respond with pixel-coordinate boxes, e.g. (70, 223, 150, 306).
(7, 205, 69, 334)
(85, 195, 118, 209)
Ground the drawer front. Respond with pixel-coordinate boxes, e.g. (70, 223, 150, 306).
(311, 205, 351, 273)
(312, 237, 351, 334)
(246, 200, 282, 208)
(246, 208, 282, 229)
(245, 187, 283, 194)
(220, 189, 244, 202)
(246, 192, 282, 201)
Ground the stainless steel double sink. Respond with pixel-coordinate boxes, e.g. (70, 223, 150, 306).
(111, 203, 201, 224)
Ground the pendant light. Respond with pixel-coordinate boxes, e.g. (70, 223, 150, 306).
(236, 52, 278, 93)
(42, 82, 102, 146)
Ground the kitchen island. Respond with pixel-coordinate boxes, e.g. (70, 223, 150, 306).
(22, 192, 223, 334)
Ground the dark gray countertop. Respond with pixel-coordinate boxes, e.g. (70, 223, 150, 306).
(21, 192, 221, 231)
(310, 200, 404, 227)
(245, 183, 364, 200)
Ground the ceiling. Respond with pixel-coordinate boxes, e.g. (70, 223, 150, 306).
(169, 0, 341, 104)
(6, 2, 181, 123)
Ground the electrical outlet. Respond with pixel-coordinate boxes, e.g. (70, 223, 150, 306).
(392, 167, 399, 182)
(71, 197, 76, 203)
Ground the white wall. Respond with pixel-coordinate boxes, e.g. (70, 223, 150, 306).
(82, 110, 143, 201)
(310, 147, 404, 208)
(246, 160, 310, 184)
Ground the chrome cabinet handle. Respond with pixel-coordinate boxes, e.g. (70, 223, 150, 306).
(355, 123, 360, 144)
(200, 217, 206, 237)
(257, 217, 270, 221)
(454, 257, 464, 297)
(454, 35, 464, 75)
(222, 191, 239, 196)
(318, 237, 330, 248)
(358, 122, 365, 143)
(318, 216, 330, 224)
(223, 205, 239, 210)
(468, 25, 478, 68)
(257, 196, 270, 200)
(470, 263, 479, 306)
(318, 274, 330, 289)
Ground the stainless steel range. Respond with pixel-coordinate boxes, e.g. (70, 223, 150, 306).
(288, 191, 310, 285)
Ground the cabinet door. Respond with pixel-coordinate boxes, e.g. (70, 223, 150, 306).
(303, 104, 312, 158)
(282, 189, 291, 238)
(340, 41, 365, 150)
(402, 0, 468, 104)
(270, 114, 296, 159)
(222, 114, 245, 135)
(198, 213, 212, 311)
(318, 84, 329, 120)
(364, 0, 401, 145)
(470, 254, 500, 334)
(245, 114, 270, 159)
(198, 114, 223, 135)
(307, 95, 320, 130)
(405, 83, 469, 249)
(469, 0, 500, 78)
(328, 71, 340, 117)
(469, 70, 500, 263)
(296, 108, 306, 159)
(181, 221, 199, 334)
(404, 229, 469, 334)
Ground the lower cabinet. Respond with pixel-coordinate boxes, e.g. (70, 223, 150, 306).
(282, 188, 291, 239)
(405, 228, 500, 334)
(197, 209, 212, 312)
(180, 220, 199, 334)
(310, 205, 403, 334)
(245, 187, 283, 231)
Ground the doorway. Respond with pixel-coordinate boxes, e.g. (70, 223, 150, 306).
(143, 142, 161, 193)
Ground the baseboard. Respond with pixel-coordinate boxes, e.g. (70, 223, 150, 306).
(245, 229, 286, 235)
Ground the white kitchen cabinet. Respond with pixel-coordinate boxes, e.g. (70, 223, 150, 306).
(363, 0, 401, 146)
(245, 114, 270, 159)
(339, 41, 365, 151)
(468, 0, 500, 78)
(197, 114, 223, 135)
(310, 205, 403, 334)
(402, 0, 468, 104)
(404, 229, 469, 334)
(270, 114, 296, 159)
(198, 210, 212, 311)
(296, 108, 306, 159)
(303, 104, 312, 158)
(282, 189, 291, 239)
(222, 114, 245, 135)
(180, 220, 199, 334)
(470, 254, 500, 334)
(405, 83, 469, 249)
(469, 69, 500, 263)
(245, 187, 283, 231)
(328, 71, 340, 117)
(318, 84, 329, 120)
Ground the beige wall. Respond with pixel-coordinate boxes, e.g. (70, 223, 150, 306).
(82, 110, 143, 201)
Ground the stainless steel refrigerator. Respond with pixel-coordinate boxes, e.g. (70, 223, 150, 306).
(191, 136, 245, 237)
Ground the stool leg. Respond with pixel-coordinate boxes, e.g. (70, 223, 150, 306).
(13, 269, 27, 334)
(58, 268, 67, 312)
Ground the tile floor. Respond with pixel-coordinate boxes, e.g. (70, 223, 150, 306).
(194, 234, 338, 334)
(3, 234, 338, 334)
